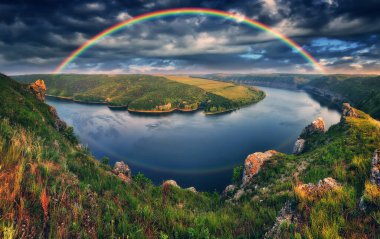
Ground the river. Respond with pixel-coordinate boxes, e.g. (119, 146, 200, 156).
(46, 86, 341, 192)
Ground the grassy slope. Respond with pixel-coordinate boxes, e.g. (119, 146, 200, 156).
(1, 73, 379, 238)
(165, 75, 264, 103)
(13, 74, 265, 113)
(0, 74, 279, 238)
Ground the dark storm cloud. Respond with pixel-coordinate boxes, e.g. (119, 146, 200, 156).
(0, 0, 379, 74)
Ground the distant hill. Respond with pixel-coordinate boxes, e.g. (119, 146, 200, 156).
(13, 74, 265, 114)
(198, 73, 380, 119)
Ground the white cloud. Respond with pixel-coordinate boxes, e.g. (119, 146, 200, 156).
(262, 0, 278, 14)
(273, 19, 312, 37)
(341, 56, 353, 60)
(319, 58, 338, 66)
(349, 63, 363, 69)
(228, 10, 246, 23)
(321, 0, 338, 7)
(128, 64, 176, 73)
(116, 12, 132, 22)
(84, 3, 105, 11)
(138, 32, 248, 57)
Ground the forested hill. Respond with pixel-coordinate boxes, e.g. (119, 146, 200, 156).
(13, 74, 265, 114)
(198, 73, 380, 119)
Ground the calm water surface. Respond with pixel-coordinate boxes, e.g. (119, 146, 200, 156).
(47, 87, 341, 191)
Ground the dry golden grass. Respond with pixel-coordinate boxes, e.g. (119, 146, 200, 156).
(165, 75, 259, 101)
(363, 181, 380, 205)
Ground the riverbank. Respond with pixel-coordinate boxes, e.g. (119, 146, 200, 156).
(47, 94, 239, 115)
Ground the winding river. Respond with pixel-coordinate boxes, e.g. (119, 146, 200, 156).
(47, 86, 341, 191)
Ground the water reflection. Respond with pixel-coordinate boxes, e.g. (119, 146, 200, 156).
(47, 87, 341, 191)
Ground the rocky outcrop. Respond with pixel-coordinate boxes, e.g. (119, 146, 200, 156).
(300, 117, 325, 138)
(302, 86, 347, 106)
(242, 150, 278, 186)
(342, 103, 358, 118)
(370, 149, 380, 186)
(29, 80, 67, 132)
(292, 139, 305, 155)
(233, 189, 245, 201)
(223, 184, 237, 197)
(359, 149, 380, 212)
(48, 106, 67, 132)
(162, 180, 180, 188)
(186, 187, 197, 193)
(265, 201, 298, 239)
(113, 161, 131, 183)
(293, 117, 325, 155)
(295, 177, 341, 200)
(29, 79, 46, 102)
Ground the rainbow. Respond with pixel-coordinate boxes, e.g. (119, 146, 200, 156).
(53, 8, 326, 74)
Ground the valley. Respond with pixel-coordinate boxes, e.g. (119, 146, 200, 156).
(0, 73, 379, 238)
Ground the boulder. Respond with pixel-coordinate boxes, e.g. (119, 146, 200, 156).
(293, 138, 305, 155)
(370, 149, 380, 186)
(233, 189, 245, 201)
(265, 201, 297, 239)
(223, 184, 237, 196)
(162, 180, 180, 188)
(342, 103, 358, 118)
(29, 79, 46, 102)
(242, 150, 278, 186)
(113, 161, 131, 183)
(295, 177, 341, 200)
(300, 117, 325, 138)
(186, 187, 197, 193)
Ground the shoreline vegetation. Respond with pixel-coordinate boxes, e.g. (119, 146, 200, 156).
(16, 74, 266, 115)
(47, 94, 245, 115)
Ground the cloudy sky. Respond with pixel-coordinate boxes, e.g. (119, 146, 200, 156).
(0, 0, 379, 75)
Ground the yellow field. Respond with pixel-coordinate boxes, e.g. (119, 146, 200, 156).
(164, 75, 259, 101)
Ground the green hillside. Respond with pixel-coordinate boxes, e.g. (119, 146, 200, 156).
(13, 74, 265, 114)
(200, 74, 380, 119)
(308, 75, 380, 119)
(0, 73, 379, 238)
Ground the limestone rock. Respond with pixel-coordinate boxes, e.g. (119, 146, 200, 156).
(293, 139, 305, 155)
(295, 177, 341, 200)
(162, 180, 180, 188)
(48, 106, 67, 132)
(223, 184, 237, 196)
(300, 117, 325, 138)
(29, 79, 46, 102)
(186, 187, 197, 193)
(342, 103, 358, 118)
(113, 161, 131, 183)
(242, 150, 278, 186)
(370, 149, 380, 186)
(265, 201, 297, 239)
(233, 189, 245, 201)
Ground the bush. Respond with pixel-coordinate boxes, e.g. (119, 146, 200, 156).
(232, 166, 243, 184)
